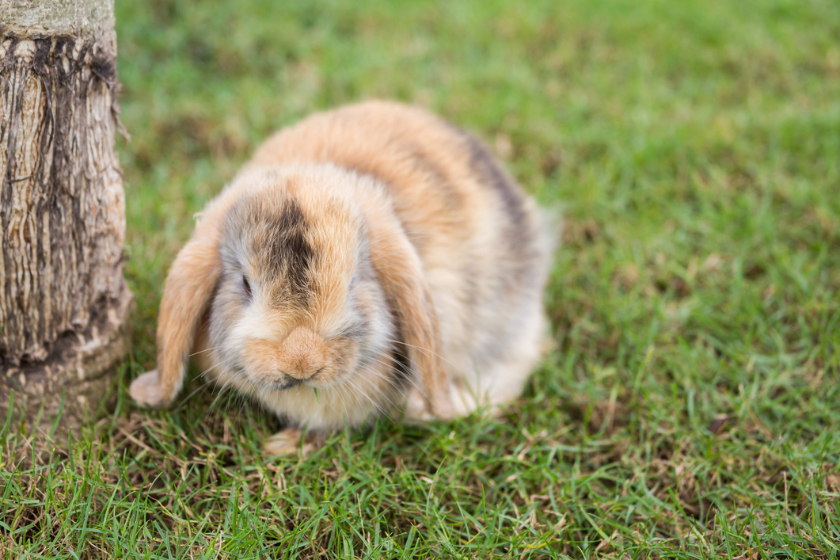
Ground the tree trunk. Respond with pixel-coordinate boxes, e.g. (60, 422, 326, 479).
(0, 0, 131, 432)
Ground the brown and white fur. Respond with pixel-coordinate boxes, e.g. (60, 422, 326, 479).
(129, 101, 555, 455)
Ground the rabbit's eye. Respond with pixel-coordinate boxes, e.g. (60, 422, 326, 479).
(242, 275, 252, 298)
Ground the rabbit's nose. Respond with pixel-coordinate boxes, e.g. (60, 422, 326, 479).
(277, 326, 328, 380)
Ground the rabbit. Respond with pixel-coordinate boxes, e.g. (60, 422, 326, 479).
(129, 101, 556, 455)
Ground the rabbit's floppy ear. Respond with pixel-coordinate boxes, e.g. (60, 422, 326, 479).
(129, 194, 235, 408)
(367, 219, 453, 420)
(129, 236, 221, 408)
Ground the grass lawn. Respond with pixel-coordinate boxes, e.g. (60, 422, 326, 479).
(3, 0, 840, 557)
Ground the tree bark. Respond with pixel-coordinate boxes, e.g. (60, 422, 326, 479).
(0, 0, 131, 432)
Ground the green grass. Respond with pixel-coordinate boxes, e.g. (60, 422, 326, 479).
(3, 0, 840, 557)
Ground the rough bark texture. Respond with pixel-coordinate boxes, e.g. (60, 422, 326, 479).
(0, 0, 131, 432)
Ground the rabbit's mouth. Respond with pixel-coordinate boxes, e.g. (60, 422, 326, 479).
(271, 377, 303, 391)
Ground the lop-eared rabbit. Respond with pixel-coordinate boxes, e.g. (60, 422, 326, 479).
(130, 101, 555, 454)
